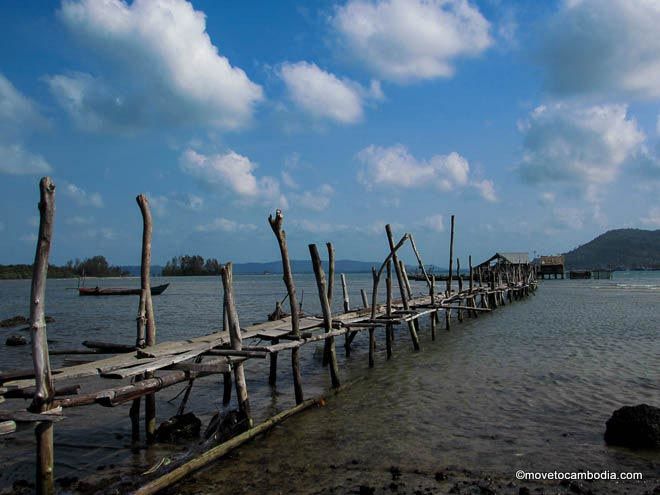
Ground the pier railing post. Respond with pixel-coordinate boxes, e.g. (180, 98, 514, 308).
(309, 244, 341, 388)
(268, 210, 304, 404)
(220, 263, 252, 425)
(29, 177, 56, 495)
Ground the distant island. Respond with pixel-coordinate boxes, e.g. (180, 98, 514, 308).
(0, 255, 128, 280)
(564, 228, 660, 270)
(161, 255, 380, 276)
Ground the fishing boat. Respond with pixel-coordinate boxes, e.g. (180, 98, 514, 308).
(78, 283, 170, 296)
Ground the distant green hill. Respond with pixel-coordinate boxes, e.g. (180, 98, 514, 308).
(563, 229, 660, 270)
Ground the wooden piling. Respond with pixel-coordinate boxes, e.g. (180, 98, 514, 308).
(29, 177, 56, 495)
(446, 215, 455, 296)
(322, 242, 336, 367)
(220, 263, 251, 424)
(308, 244, 341, 388)
(385, 225, 420, 350)
(136, 194, 157, 443)
(268, 210, 304, 404)
(360, 289, 369, 309)
(430, 275, 436, 340)
(385, 260, 393, 359)
(341, 274, 352, 357)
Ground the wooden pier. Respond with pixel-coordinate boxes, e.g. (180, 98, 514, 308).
(0, 178, 538, 494)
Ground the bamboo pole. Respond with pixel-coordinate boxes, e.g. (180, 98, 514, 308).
(400, 260, 413, 300)
(268, 210, 303, 404)
(368, 267, 377, 367)
(136, 194, 157, 443)
(408, 233, 431, 290)
(220, 263, 252, 424)
(29, 177, 56, 495)
(385, 224, 420, 350)
(309, 244, 341, 388)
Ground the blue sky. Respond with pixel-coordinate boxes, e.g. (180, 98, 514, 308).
(1, 0, 659, 266)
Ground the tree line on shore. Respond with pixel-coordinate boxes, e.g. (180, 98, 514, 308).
(162, 255, 221, 276)
(0, 255, 128, 279)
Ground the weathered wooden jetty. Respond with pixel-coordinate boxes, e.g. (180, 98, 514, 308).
(0, 178, 537, 494)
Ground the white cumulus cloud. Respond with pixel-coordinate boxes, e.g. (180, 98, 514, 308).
(539, 0, 660, 99)
(419, 214, 444, 232)
(0, 74, 53, 175)
(63, 183, 104, 208)
(195, 218, 257, 233)
(517, 103, 645, 187)
(357, 144, 495, 200)
(180, 149, 287, 208)
(50, 0, 263, 132)
(292, 184, 335, 211)
(333, 0, 492, 83)
(280, 62, 381, 124)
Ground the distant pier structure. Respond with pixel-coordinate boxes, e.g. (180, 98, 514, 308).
(539, 255, 565, 279)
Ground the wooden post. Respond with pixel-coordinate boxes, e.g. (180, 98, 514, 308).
(456, 258, 463, 322)
(340, 274, 350, 312)
(268, 210, 304, 404)
(29, 177, 56, 495)
(323, 243, 335, 367)
(400, 260, 413, 300)
(220, 263, 251, 424)
(222, 372, 232, 406)
(385, 225, 420, 350)
(446, 215, 455, 296)
(341, 274, 352, 357)
(430, 275, 436, 340)
(368, 268, 378, 367)
(308, 244, 341, 388)
(385, 260, 393, 359)
(360, 289, 369, 309)
(408, 234, 431, 290)
(136, 194, 157, 443)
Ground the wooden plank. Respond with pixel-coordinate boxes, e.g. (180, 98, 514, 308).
(0, 407, 63, 423)
(101, 349, 203, 379)
(0, 420, 16, 435)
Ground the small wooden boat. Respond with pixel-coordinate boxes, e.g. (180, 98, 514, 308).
(78, 283, 169, 296)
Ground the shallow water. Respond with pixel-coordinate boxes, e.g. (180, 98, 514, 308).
(0, 272, 658, 492)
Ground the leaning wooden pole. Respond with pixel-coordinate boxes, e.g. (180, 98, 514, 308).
(29, 177, 56, 495)
(220, 263, 252, 425)
(309, 244, 341, 388)
(340, 274, 352, 356)
(136, 194, 157, 443)
(268, 210, 304, 404)
(385, 224, 420, 350)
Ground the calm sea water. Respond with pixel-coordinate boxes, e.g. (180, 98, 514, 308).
(0, 272, 658, 492)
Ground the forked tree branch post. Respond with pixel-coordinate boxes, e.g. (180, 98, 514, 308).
(268, 210, 304, 404)
(136, 194, 157, 442)
(29, 177, 56, 495)
(309, 244, 341, 388)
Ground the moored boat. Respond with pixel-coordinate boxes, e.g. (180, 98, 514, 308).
(78, 283, 169, 296)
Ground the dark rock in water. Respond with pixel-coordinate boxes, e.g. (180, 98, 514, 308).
(605, 404, 660, 448)
(204, 409, 248, 443)
(45, 316, 55, 323)
(154, 412, 201, 443)
(6, 334, 27, 346)
(1, 315, 27, 328)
